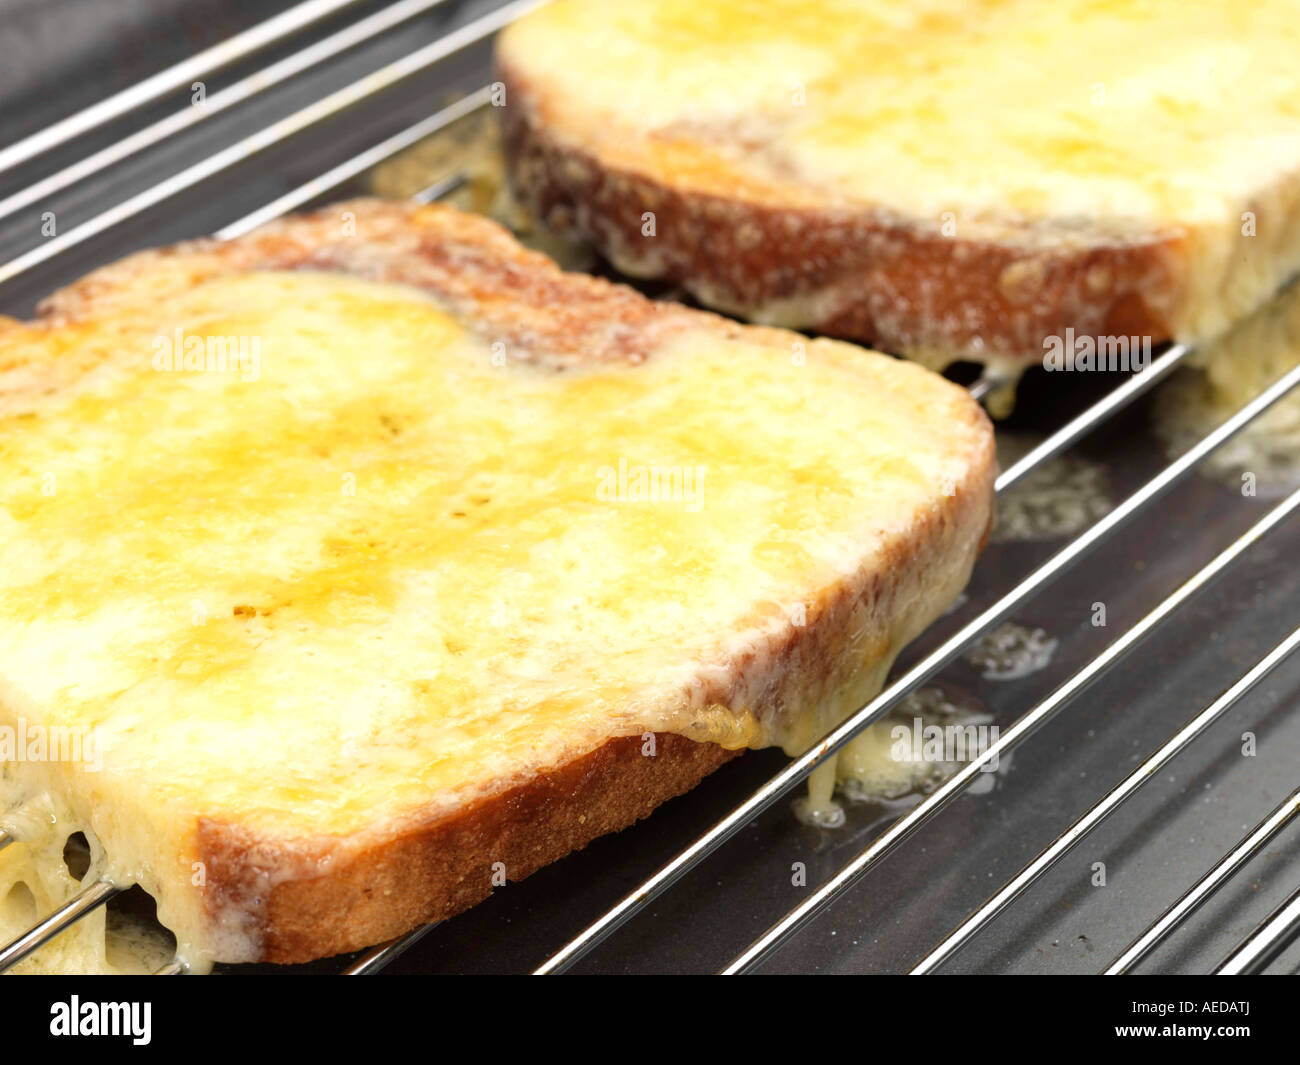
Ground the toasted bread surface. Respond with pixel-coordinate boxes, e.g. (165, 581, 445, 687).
(497, 0, 1300, 374)
(0, 200, 993, 969)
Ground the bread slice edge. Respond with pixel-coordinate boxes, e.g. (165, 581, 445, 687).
(497, 47, 1300, 379)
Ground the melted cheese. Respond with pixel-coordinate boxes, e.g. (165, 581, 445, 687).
(502, 0, 1300, 349)
(0, 271, 986, 970)
(1154, 277, 1300, 492)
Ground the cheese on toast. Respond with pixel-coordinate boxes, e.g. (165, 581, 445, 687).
(0, 201, 994, 970)
(498, 0, 1300, 378)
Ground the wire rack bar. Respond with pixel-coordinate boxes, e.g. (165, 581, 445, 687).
(216, 88, 489, 239)
(996, 343, 1189, 492)
(0, 0, 544, 288)
(341, 923, 438, 974)
(726, 483, 1300, 973)
(965, 373, 1007, 402)
(0, 0, 457, 228)
(0, 0, 366, 176)
(912, 623, 1300, 973)
(410, 171, 471, 206)
(1106, 786, 1300, 974)
(0, 880, 122, 972)
(1215, 883, 1300, 975)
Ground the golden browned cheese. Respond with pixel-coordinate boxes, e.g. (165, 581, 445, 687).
(0, 204, 993, 971)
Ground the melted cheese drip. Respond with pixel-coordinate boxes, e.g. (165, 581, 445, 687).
(0, 271, 985, 969)
(503, 0, 1300, 346)
(0, 795, 173, 974)
(1154, 277, 1300, 492)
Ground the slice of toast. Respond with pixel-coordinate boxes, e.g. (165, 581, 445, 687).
(496, 0, 1300, 379)
(0, 200, 993, 971)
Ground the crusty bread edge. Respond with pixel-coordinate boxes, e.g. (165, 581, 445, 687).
(495, 54, 1191, 371)
(198, 734, 740, 965)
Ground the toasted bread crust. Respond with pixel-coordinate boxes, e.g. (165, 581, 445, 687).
(496, 57, 1186, 369)
(199, 733, 739, 964)
(31, 200, 994, 966)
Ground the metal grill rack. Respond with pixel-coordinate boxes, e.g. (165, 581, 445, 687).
(0, 0, 1298, 976)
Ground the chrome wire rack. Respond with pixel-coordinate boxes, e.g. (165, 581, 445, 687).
(0, 0, 1298, 976)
